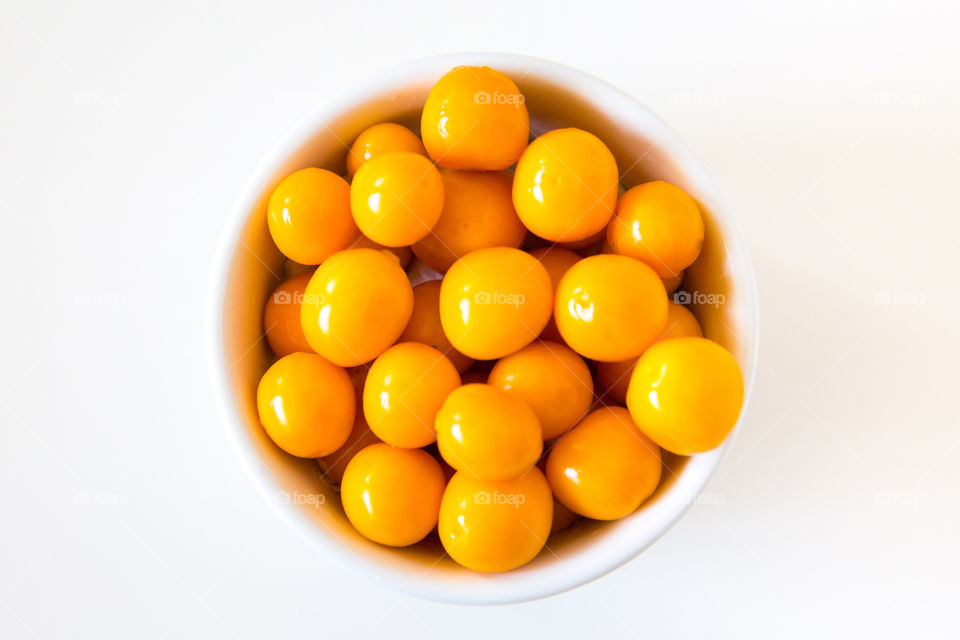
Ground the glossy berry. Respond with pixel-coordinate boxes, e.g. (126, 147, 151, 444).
(267, 168, 359, 264)
(300, 248, 413, 367)
(626, 337, 744, 455)
(256, 352, 355, 458)
(341, 444, 446, 547)
(546, 407, 662, 520)
(438, 468, 553, 572)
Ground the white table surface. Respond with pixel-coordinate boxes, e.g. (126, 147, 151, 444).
(2, 0, 958, 637)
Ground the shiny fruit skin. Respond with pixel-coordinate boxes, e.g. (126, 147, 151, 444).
(606, 181, 704, 278)
(348, 234, 413, 268)
(546, 407, 662, 520)
(626, 337, 744, 455)
(412, 169, 526, 272)
(435, 384, 542, 480)
(398, 280, 473, 372)
(363, 342, 461, 448)
(513, 128, 618, 242)
(554, 254, 668, 362)
(439, 247, 552, 360)
(528, 247, 581, 342)
(300, 248, 413, 367)
(438, 468, 553, 572)
(267, 168, 359, 264)
(488, 341, 593, 440)
(340, 444, 445, 547)
(350, 152, 444, 247)
(256, 352, 355, 458)
(595, 301, 703, 403)
(263, 273, 314, 357)
(421, 66, 529, 171)
(346, 123, 427, 179)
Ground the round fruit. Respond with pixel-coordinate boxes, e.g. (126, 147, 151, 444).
(438, 468, 553, 572)
(435, 384, 542, 480)
(439, 247, 552, 360)
(340, 444, 446, 547)
(267, 168, 359, 264)
(398, 280, 473, 372)
(626, 337, 744, 455)
(412, 169, 526, 272)
(350, 152, 444, 247)
(554, 254, 667, 362)
(513, 128, 618, 242)
(546, 407, 662, 520)
(606, 181, 704, 278)
(263, 273, 313, 357)
(300, 248, 413, 367)
(595, 301, 703, 403)
(488, 341, 593, 440)
(421, 66, 529, 170)
(363, 342, 461, 448)
(346, 122, 427, 178)
(256, 352, 355, 457)
(528, 247, 581, 342)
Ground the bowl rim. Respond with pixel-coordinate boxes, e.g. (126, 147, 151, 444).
(206, 51, 760, 605)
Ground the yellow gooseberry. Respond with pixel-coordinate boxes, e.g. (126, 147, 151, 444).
(606, 181, 704, 278)
(488, 341, 593, 440)
(267, 168, 359, 264)
(626, 337, 744, 455)
(546, 406, 662, 520)
(411, 168, 526, 272)
(513, 128, 618, 242)
(300, 248, 413, 367)
(439, 247, 552, 360)
(363, 342, 461, 448)
(256, 352, 355, 458)
(554, 254, 667, 362)
(421, 66, 529, 170)
(340, 444, 446, 547)
(438, 468, 553, 572)
(350, 152, 444, 247)
(435, 384, 542, 480)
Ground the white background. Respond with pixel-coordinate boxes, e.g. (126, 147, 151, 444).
(2, 0, 959, 637)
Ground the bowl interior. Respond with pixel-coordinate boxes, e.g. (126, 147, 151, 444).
(209, 54, 758, 604)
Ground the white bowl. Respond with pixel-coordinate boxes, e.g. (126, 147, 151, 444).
(206, 52, 759, 605)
